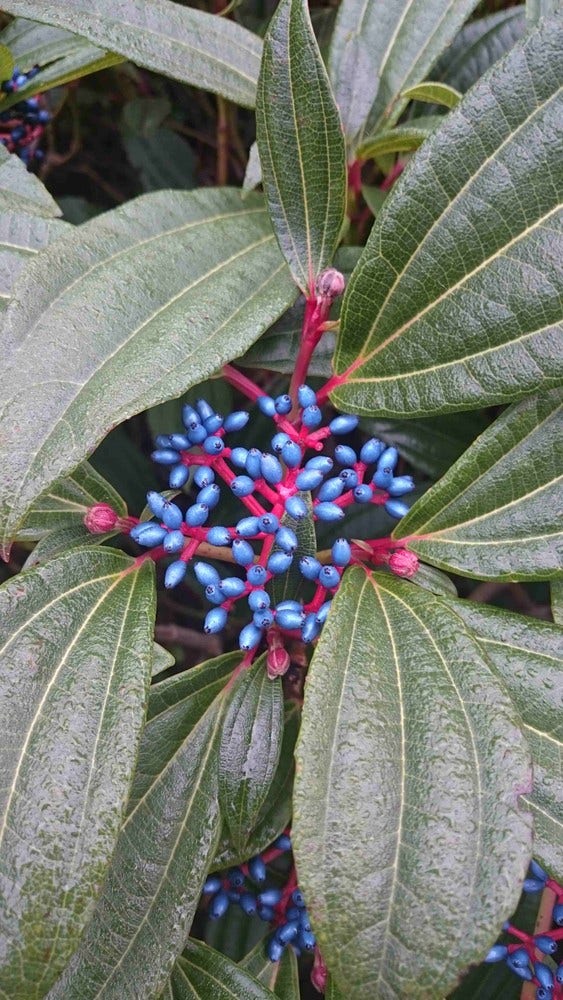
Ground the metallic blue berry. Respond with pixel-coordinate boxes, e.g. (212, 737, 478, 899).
(209, 890, 229, 920)
(253, 608, 274, 629)
(182, 405, 199, 429)
(194, 562, 221, 587)
(281, 441, 302, 467)
(147, 490, 167, 518)
(231, 475, 255, 497)
(185, 503, 209, 527)
(523, 877, 546, 893)
(302, 404, 322, 428)
(267, 551, 293, 575)
(318, 477, 344, 502)
(332, 538, 351, 566)
(296, 468, 324, 491)
(510, 948, 531, 968)
(556, 963, 563, 984)
(275, 606, 305, 630)
(302, 613, 321, 642)
(299, 556, 322, 580)
(377, 446, 399, 473)
(220, 577, 246, 598)
(168, 433, 191, 450)
(239, 623, 263, 650)
(276, 599, 302, 612)
(152, 448, 181, 465)
(236, 515, 261, 537)
(319, 565, 340, 588)
(273, 834, 291, 851)
(506, 959, 532, 982)
(339, 468, 358, 488)
(258, 889, 283, 907)
(360, 438, 385, 463)
(205, 584, 224, 606)
(258, 395, 276, 417)
(223, 410, 250, 432)
(169, 464, 189, 488)
(299, 913, 311, 931)
(194, 466, 215, 488)
(385, 499, 409, 519)
(285, 495, 308, 520)
(246, 448, 262, 479)
(536, 988, 552, 1000)
(335, 444, 357, 466)
(132, 523, 167, 547)
(306, 456, 334, 474)
(535, 964, 554, 989)
(248, 590, 270, 611)
(203, 435, 224, 455)
(163, 530, 185, 554)
(286, 906, 300, 921)
(206, 526, 231, 546)
(388, 476, 415, 497)
(261, 453, 283, 485)
(187, 424, 207, 445)
(231, 447, 249, 469)
(239, 893, 257, 916)
(353, 484, 372, 504)
(204, 607, 228, 634)
(373, 467, 393, 489)
(298, 385, 317, 407)
(315, 600, 332, 624)
(248, 856, 267, 882)
(267, 937, 285, 962)
(161, 501, 183, 529)
(275, 526, 298, 552)
(259, 513, 279, 534)
(275, 393, 292, 414)
(535, 935, 557, 955)
(299, 929, 316, 950)
(315, 502, 345, 522)
(196, 399, 214, 421)
(271, 432, 290, 453)
(329, 414, 359, 434)
(227, 867, 245, 887)
(203, 875, 222, 894)
(228, 890, 241, 902)
(484, 945, 507, 963)
(164, 560, 187, 588)
(232, 539, 255, 566)
(530, 860, 548, 881)
(247, 564, 267, 586)
(278, 921, 300, 945)
(203, 413, 223, 434)
(258, 904, 275, 921)
(552, 903, 563, 925)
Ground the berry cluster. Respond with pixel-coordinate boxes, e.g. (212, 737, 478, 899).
(485, 861, 563, 998)
(128, 383, 416, 660)
(0, 65, 49, 165)
(203, 833, 318, 964)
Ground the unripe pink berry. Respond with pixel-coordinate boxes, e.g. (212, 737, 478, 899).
(311, 946, 328, 993)
(84, 503, 119, 534)
(389, 549, 419, 578)
(267, 644, 290, 678)
(315, 268, 345, 301)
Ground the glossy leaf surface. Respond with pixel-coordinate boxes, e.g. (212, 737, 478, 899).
(445, 598, 563, 880)
(333, 21, 563, 417)
(0, 547, 155, 998)
(0, 188, 296, 555)
(240, 936, 300, 999)
(395, 390, 563, 580)
(170, 939, 277, 1000)
(256, 0, 346, 292)
(293, 568, 532, 999)
(328, 0, 480, 142)
(219, 657, 284, 852)
(50, 693, 225, 999)
(0, 0, 262, 108)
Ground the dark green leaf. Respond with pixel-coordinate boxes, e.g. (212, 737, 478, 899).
(443, 597, 563, 880)
(360, 186, 387, 219)
(332, 20, 563, 417)
(409, 562, 457, 597)
(152, 641, 175, 678)
(395, 390, 563, 580)
(15, 460, 126, 541)
(357, 117, 441, 160)
(124, 130, 196, 193)
(240, 936, 300, 999)
(219, 656, 284, 852)
(1, 0, 262, 108)
(327, 0, 480, 143)
(365, 410, 489, 479)
(293, 568, 532, 998)
(170, 939, 277, 999)
(430, 8, 526, 95)
(0, 189, 296, 554)
(401, 81, 461, 109)
(256, 0, 346, 292)
(0, 547, 155, 997)
(23, 522, 116, 567)
(551, 579, 563, 625)
(271, 493, 316, 606)
(50, 694, 225, 999)
(0, 145, 60, 218)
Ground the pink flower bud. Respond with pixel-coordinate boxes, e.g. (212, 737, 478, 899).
(311, 946, 328, 993)
(267, 644, 290, 678)
(315, 268, 345, 301)
(84, 503, 119, 534)
(388, 548, 419, 578)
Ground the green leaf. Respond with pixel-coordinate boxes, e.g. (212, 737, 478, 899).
(0, 42, 14, 81)
(0, 211, 69, 310)
(443, 597, 563, 880)
(395, 390, 563, 581)
(552, 579, 563, 625)
(430, 8, 527, 95)
(357, 116, 442, 160)
(23, 522, 116, 567)
(271, 493, 316, 606)
(242, 142, 262, 198)
(15, 459, 126, 541)
(0, 188, 296, 555)
(240, 936, 300, 999)
(255, 0, 346, 292)
(293, 567, 532, 999)
(152, 640, 175, 678)
(219, 656, 284, 852)
(527, 0, 563, 24)
(332, 19, 563, 418)
(401, 80, 461, 109)
(123, 129, 196, 193)
(0, 547, 155, 998)
(360, 186, 387, 219)
(50, 693, 226, 999)
(327, 0, 480, 143)
(170, 939, 278, 999)
(365, 410, 489, 479)
(409, 562, 457, 598)
(1, 0, 262, 108)
(0, 145, 60, 218)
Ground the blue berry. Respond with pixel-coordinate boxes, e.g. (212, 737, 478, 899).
(315, 502, 345, 522)
(223, 410, 249, 432)
(203, 412, 223, 434)
(267, 937, 285, 962)
(204, 608, 228, 634)
(197, 484, 221, 509)
(206, 526, 231, 546)
(277, 921, 299, 944)
(247, 564, 268, 586)
(281, 441, 302, 467)
(203, 875, 222, 894)
(275, 606, 305, 630)
(275, 526, 298, 552)
(227, 867, 245, 887)
(239, 893, 257, 916)
(231, 475, 255, 497)
(260, 453, 283, 485)
(209, 890, 229, 919)
(258, 395, 276, 417)
(556, 963, 563, 985)
(194, 562, 221, 587)
(299, 556, 322, 580)
(203, 435, 224, 456)
(169, 464, 189, 488)
(253, 608, 274, 629)
(182, 404, 199, 428)
(194, 466, 215, 489)
(373, 467, 393, 489)
(332, 538, 351, 566)
(285, 495, 308, 520)
(161, 501, 183, 529)
(509, 948, 530, 968)
(485, 944, 507, 963)
(163, 530, 185, 553)
(205, 584, 224, 605)
(131, 523, 167, 547)
(185, 503, 209, 527)
(168, 433, 191, 450)
(319, 565, 340, 588)
(298, 929, 316, 950)
(530, 860, 548, 881)
(307, 456, 334, 474)
(388, 476, 415, 497)
(267, 551, 293, 575)
(298, 385, 317, 407)
(231, 447, 249, 468)
(164, 560, 187, 588)
(552, 903, 563, 925)
(271, 432, 290, 453)
(353, 484, 372, 504)
(523, 877, 545, 893)
(147, 491, 167, 518)
(248, 590, 270, 611)
(360, 438, 385, 463)
(259, 513, 279, 534)
(334, 444, 357, 466)
(258, 888, 283, 907)
(302, 614, 321, 642)
(275, 393, 292, 414)
(318, 477, 345, 502)
(232, 539, 254, 566)
(329, 414, 359, 434)
(535, 935, 557, 955)
(302, 404, 322, 428)
(196, 399, 214, 422)
(248, 856, 267, 882)
(236, 515, 261, 537)
(220, 577, 246, 598)
(535, 964, 554, 989)
(384, 499, 409, 519)
(296, 468, 324, 491)
(152, 448, 181, 465)
(274, 834, 291, 851)
(315, 600, 332, 624)
(246, 448, 262, 479)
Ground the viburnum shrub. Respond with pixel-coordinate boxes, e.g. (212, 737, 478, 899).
(0, 1, 561, 998)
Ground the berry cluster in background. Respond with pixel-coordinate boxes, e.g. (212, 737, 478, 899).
(0, 65, 49, 165)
